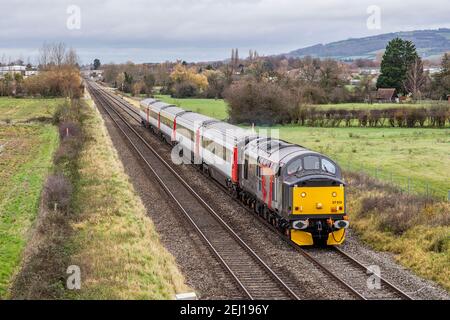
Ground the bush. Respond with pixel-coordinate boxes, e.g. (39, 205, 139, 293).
(58, 121, 81, 140)
(172, 81, 199, 98)
(378, 209, 418, 235)
(43, 174, 73, 212)
(24, 66, 83, 98)
(224, 80, 295, 125)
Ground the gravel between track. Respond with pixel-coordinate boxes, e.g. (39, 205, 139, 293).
(97, 102, 244, 300)
(97, 97, 449, 300)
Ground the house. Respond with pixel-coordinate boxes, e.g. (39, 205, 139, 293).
(376, 88, 398, 103)
(0, 65, 26, 77)
(0, 65, 38, 78)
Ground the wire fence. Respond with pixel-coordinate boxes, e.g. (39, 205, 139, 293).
(341, 160, 449, 202)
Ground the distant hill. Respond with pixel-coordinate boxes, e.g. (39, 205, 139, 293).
(286, 28, 450, 60)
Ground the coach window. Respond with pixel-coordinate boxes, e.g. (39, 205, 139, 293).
(222, 145, 227, 161)
(256, 165, 262, 191)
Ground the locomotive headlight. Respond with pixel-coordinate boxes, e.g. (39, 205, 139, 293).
(301, 192, 307, 198)
(293, 220, 309, 230)
(332, 192, 337, 197)
(334, 220, 350, 230)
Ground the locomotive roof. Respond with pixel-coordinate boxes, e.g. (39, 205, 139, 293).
(245, 137, 322, 172)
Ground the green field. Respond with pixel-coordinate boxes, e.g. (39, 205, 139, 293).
(156, 95, 229, 120)
(0, 125, 58, 297)
(0, 98, 65, 123)
(153, 96, 449, 198)
(271, 126, 450, 198)
(0, 98, 60, 297)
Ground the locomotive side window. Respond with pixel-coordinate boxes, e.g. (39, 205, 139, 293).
(244, 155, 249, 179)
(287, 159, 302, 175)
(322, 159, 336, 174)
(304, 156, 320, 170)
(272, 178, 277, 201)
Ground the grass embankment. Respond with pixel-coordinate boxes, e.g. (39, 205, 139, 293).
(346, 173, 450, 291)
(67, 96, 189, 299)
(9, 95, 189, 299)
(0, 98, 65, 123)
(0, 124, 58, 298)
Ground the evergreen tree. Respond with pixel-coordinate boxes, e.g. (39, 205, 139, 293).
(93, 58, 101, 70)
(376, 38, 418, 94)
(433, 53, 450, 99)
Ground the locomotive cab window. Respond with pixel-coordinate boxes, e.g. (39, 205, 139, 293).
(321, 158, 336, 174)
(304, 156, 320, 170)
(287, 159, 302, 175)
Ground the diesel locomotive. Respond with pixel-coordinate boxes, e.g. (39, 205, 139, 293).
(139, 98, 349, 246)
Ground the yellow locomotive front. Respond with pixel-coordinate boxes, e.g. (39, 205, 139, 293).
(280, 154, 349, 246)
(290, 184, 348, 246)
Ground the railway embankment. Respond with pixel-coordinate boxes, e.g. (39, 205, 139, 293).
(9, 94, 190, 299)
(345, 172, 450, 292)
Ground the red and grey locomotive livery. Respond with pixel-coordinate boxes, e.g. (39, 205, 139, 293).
(140, 98, 349, 246)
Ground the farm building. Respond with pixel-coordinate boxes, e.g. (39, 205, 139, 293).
(376, 88, 398, 103)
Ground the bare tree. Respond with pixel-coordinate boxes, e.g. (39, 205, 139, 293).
(65, 48, 79, 67)
(404, 58, 427, 101)
(51, 42, 66, 67)
(38, 43, 52, 69)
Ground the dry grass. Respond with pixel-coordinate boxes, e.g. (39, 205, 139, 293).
(65, 94, 190, 299)
(345, 172, 450, 291)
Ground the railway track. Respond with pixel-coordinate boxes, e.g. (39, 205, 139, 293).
(299, 247, 413, 300)
(87, 81, 302, 300)
(87, 81, 414, 300)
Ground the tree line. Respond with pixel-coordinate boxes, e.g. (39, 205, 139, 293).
(0, 43, 83, 98)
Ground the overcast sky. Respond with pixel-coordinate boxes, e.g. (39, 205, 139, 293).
(1, 0, 450, 64)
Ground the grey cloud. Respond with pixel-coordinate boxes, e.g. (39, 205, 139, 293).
(1, 0, 449, 63)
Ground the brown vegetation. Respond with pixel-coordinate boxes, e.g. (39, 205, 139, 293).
(346, 171, 450, 290)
